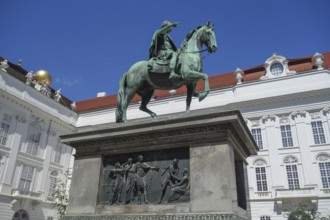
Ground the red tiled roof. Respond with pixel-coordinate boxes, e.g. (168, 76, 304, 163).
(76, 52, 330, 113)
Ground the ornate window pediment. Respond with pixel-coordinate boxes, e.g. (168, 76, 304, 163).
(283, 155, 298, 163)
(253, 158, 267, 166)
(260, 53, 296, 80)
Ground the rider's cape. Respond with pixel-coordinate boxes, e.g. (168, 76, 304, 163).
(149, 30, 177, 59)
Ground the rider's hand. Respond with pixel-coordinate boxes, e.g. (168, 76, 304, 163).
(172, 22, 180, 28)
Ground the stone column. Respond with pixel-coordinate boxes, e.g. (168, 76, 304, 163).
(190, 142, 238, 213)
(66, 156, 102, 214)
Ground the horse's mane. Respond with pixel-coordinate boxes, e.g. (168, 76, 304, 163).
(179, 25, 203, 52)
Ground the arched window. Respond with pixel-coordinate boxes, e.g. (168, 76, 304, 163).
(12, 209, 29, 220)
(284, 156, 300, 189)
(270, 62, 283, 75)
(317, 153, 330, 188)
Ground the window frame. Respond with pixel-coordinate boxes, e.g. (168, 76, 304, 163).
(255, 166, 268, 192)
(48, 171, 58, 197)
(280, 124, 294, 148)
(270, 62, 283, 75)
(18, 164, 34, 191)
(0, 113, 12, 146)
(285, 163, 300, 189)
(251, 128, 263, 150)
(311, 120, 326, 145)
(25, 122, 42, 156)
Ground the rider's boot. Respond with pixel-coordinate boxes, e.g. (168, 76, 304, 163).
(169, 69, 180, 80)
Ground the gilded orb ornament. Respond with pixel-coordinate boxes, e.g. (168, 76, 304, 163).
(33, 70, 52, 85)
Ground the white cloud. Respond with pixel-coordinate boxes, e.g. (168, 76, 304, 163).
(55, 77, 81, 86)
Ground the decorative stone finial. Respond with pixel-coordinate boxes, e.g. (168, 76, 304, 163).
(313, 52, 324, 70)
(40, 82, 50, 97)
(234, 68, 243, 85)
(0, 59, 9, 72)
(26, 71, 34, 85)
(71, 102, 76, 111)
(54, 88, 62, 102)
(18, 59, 22, 66)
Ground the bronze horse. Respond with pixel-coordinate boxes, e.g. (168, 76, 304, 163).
(116, 22, 217, 123)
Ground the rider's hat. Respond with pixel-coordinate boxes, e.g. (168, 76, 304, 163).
(162, 20, 171, 28)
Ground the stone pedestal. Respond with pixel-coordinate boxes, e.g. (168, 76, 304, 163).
(61, 108, 257, 220)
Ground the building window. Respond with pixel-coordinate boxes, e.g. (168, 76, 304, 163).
(18, 165, 34, 191)
(53, 144, 62, 164)
(256, 167, 268, 191)
(26, 123, 42, 156)
(0, 113, 12, 146)
(280, 125, 293, 147)
(286, 164, 300, 189)
(311, 121, 326, 144)
(260, 216, 271, 220)
(319, 161, 330, 188)
(48, 171, 58, 197)
(13, 209, 29, 220)
(251, 128, 263, 149)
(270, 62, 283, 75)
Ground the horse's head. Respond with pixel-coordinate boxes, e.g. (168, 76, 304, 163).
(201, 22, 217, 53)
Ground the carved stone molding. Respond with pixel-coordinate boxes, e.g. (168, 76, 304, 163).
(323, 106, 330, 115)
(316, 153, 330, 161)
(15, 115, 27, 124)
(253, 158, 267, 166)
(48, 129, 57, 137)
(309, 112, 321, 120)
(261, 115, 276, 122)
(71, 124, 228, 149)
(62, 214, 247, 220)
(291, 111, 306, 119)
(283, 156, 298, 164)
(250, 120, 260, 127)
(279, 116, 290, 124)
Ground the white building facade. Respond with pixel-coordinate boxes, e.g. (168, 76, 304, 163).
(0, 58, 77, 220)
(1, 51, 329, 220)
(75, 52, 330, 220)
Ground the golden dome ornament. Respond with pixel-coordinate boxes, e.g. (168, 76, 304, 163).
(33, 70, 52, 85)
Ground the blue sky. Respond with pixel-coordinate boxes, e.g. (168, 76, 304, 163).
(1, 1, 330, 101)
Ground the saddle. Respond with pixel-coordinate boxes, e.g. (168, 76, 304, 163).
(148, 58, 170, 73)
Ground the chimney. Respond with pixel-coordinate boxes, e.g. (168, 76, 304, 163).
(97, 92, 107, 97)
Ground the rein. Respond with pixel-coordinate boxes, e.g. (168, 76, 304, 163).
(179, 48, 211, 60)
(180, 48, 208, 53)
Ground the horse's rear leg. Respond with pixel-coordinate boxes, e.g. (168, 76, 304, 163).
(139, 90, 157, 118)
(122, 87, 138, 122)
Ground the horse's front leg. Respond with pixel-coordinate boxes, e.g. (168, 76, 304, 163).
(186, 82, 198, 112)
(184, 70, 210, 102)
(139, 90, 157, 118)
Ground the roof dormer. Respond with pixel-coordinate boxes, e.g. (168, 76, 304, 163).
(260, 53, 296, 80)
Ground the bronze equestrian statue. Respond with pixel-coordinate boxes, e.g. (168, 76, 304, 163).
(116, 21, 217, 123)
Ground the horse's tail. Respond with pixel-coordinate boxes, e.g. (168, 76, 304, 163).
(115, 72, 127, 123)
